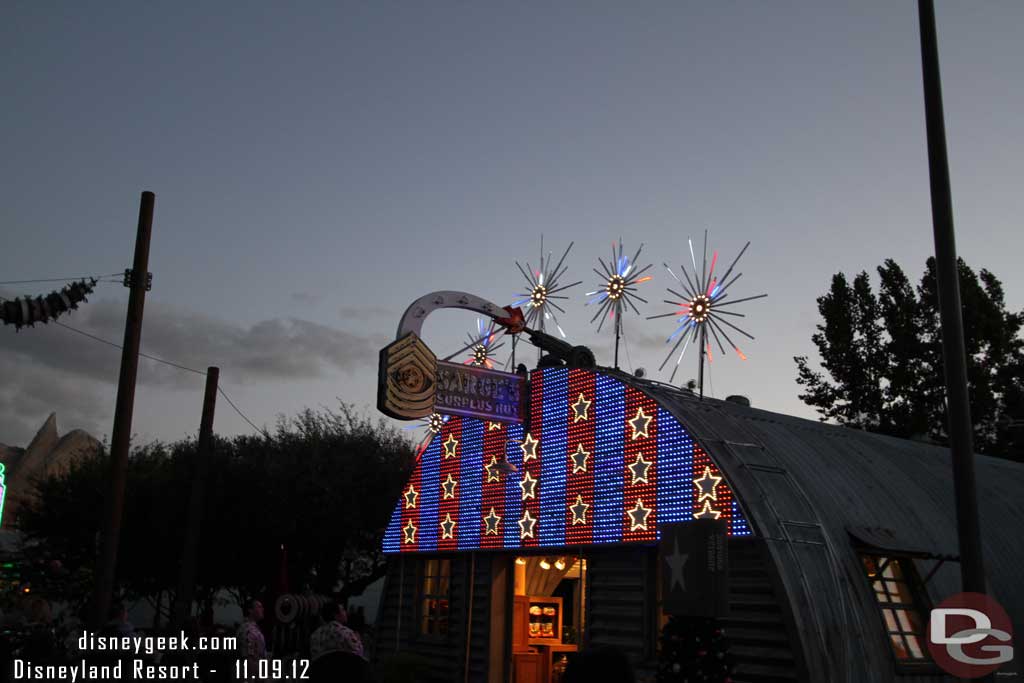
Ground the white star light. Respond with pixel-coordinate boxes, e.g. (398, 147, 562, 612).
(441, 473, 457, 500)
(627, 452, 651, 485)
(483, 508, 502, 535)
(403, 484, 418, 509)
(694, 466, 722, 502)
(440, 513, 456, 540)
(570, 443, 590, 474)
(626, 498, 652, 531)
(570, 494, 589, 525)
(519, 470, 538, 500)
(694, 500, 722, 520)
(519, 509, 537, 539)
(443, 434, 459, 459)
(520, 433, 539, 461)
(629, 407, 652, 440)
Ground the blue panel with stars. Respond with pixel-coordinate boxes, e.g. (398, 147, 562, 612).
(504, 422, 525, 549)
(593, 373, 625, 544)
(418, 435, 442, 551)
(655, 406, 692, 525)
(382, 501, 402, 553)
(458, 418, 484, 550)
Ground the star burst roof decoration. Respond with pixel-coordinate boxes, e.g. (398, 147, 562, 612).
(464, 318, 506, 369)
(648, 231, 766, 385)
(511, 237, 582, 339)
(585, 239, 653, 334)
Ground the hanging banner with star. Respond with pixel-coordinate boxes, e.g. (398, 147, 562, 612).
(659, 520, 730, 617)
(382, 367, 752, 554)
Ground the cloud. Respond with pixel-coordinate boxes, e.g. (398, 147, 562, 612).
(0, 298, 389, 444)
(0, 353, 114, 447)
(1, 298, 386, 384)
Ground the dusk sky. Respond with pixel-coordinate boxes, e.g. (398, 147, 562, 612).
(2, 2, 1022, 448)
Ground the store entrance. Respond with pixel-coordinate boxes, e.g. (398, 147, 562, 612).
(510, 555, 587, 683)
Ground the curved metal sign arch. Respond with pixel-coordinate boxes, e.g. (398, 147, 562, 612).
(379, 291, 526, 422)
(396, 290, 515, 339)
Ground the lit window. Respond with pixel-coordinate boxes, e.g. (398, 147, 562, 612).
(420, 558, 451, 637)
(861, 555, 929, 662)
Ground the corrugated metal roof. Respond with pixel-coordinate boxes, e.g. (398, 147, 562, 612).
(615, 370, 1023, 683)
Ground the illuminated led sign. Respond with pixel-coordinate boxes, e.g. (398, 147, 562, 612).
(434, 361, 525, 423)
(383, 367, 751, 554)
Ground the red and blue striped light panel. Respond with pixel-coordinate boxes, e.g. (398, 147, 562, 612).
(383, 367, 752, 554)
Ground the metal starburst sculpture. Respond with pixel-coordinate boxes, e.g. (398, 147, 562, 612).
(647, 231, 766, 394)
(586, 240, 653, 367)
(463, 318, 506, 369)
(511, 237, 581, 339)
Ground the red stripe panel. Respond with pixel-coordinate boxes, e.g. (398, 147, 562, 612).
(520, 370, 543, 548)
(437, 417, 461, 552)
(565, 369, 596, 545)
(692, 444, 732, 526)
(622, 387, 658, 542)
(400, 448, 423, 553)
(480, 420, 506, 549)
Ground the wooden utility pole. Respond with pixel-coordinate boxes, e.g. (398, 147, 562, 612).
(917, 0, 987, 596)
(172, 367, 219, 628)
(93, 191, 155, 626)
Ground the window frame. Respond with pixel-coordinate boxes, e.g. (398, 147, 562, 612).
(417, 556, 452, 640)
(859, 552, 940, 673)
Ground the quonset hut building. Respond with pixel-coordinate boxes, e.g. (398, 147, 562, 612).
(374, 364, 1023, 683)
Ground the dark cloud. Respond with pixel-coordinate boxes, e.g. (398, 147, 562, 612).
(1, 298, 384, 383)
(0, 353, 113, 447)
(0, 299, 388, 444)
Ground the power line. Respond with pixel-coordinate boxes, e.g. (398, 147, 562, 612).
(53, 321, 206, 375)
(218, 387, 272, 440)
(0, 273, 122, 285)
(49, 320, 269, 437)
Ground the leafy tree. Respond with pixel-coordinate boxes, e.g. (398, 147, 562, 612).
(198, 405, 413, 602)
(795, 258, 1024, 461)
(15, 442, 191, 620)
(16, 404, 413, 616)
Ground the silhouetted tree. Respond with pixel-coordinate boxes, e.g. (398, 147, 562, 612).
(795, 258, 1023, 461)
(15, 404, 413, 613)
(204, 405, 413, 601)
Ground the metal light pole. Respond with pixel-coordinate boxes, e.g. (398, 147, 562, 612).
(917, 0, 987, 596)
